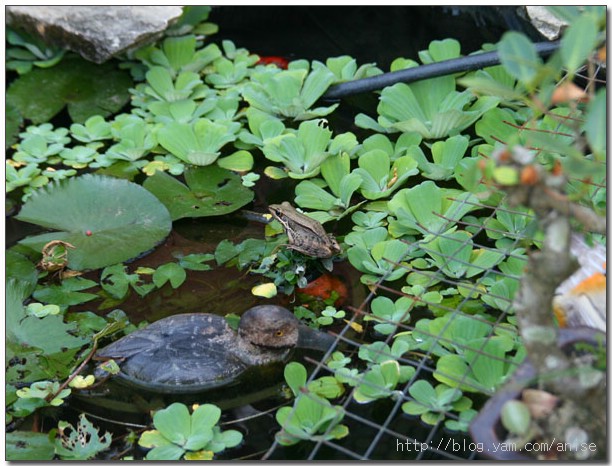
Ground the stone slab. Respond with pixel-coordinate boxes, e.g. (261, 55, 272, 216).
(6, 6, 184, 63)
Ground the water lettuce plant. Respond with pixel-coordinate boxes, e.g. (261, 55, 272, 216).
(6, 27, 66, 74)
(157, 118, 241, 166)
(408, 134, 469, 181)
(276, 363, 349, 446)
(241, 61, 338, 120)
(355, 40, 499, 139)
(353, 359, 413, 404)
(324, 55, 382, 82)
(134, 34, 222, 77)
(262, 118, 358, 179)
(387, 181, 479, 237)
(346, 228, 412, 284)
(363, 295, 413, 335)
(294, 152, 363, 222)
(138, 402, 243, 460)
(401, 379, 473, 427)
(353, 146, 419, 200)
(421, 228, 505, 279)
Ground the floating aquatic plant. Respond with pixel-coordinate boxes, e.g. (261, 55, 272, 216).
(17, 174, 172, 270)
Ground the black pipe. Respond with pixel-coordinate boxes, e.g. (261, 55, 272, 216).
(321, 41, 561, 101)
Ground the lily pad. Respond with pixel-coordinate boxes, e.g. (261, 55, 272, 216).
(144, 166, 254, 220)
(7, 55, 132, 124)
(16, 175, 171, 270)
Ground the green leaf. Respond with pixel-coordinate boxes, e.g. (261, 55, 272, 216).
(501, 400, 531, 435)
(6, 101, 23, 149)
(6, 249, 38, 293)
(7, 55, 132, 124)
(144, 166, 254, 220)
(217, 150, 254, 171)
(497, 32, 542, 86)
(17, 175, 172, 271)
(388, 181, 478, 237)
(584, 88, 606, 161)
(6, 431, 55, 460)
(353, 360, 402, 403)
(560, 13, 599, 75)
(153, 262, 187, 289)
(153, 403, 191, 446)
(285, 362, 307, 397)
(546, 6, 583, 23)
(157, 119, 239, 166)
(177, 253, 214, 271)
(33, 277, 98, 306)
(186, 404, 219, 450)
(7, 278, 88, 357)
(54, 414, 112, 460)
(146, 442, 185, 461)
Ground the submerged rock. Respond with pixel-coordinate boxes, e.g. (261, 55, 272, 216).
(6, 6, 183, 63)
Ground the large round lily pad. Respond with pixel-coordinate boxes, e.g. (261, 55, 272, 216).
(143, 166, 254, 220)
(17, 175, 172, 271)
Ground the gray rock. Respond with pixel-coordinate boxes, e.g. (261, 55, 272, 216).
(525, 6, 568, 41)
(6, 6, 184, 63)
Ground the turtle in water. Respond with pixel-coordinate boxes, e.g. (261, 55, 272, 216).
(95, 305, 334, 394)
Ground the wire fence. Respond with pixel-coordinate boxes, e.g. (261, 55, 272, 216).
(256, 194, 525, 460)
(259, 130, 606, 460)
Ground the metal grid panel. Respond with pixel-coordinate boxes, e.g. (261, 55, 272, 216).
(262, 194, 536, 461)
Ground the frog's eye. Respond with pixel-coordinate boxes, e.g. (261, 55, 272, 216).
(275, 330, 284, 337)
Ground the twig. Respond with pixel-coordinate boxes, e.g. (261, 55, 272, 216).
(45, 339, 99, 403)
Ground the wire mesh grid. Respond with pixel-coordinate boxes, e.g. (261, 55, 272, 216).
(260, 116, 606, 460)
(258, 198, 525, 460)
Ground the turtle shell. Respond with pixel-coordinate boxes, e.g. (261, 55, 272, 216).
(96, 313, 250, 394)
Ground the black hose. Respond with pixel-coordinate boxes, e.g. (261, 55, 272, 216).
(321, 41, 561, 101)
